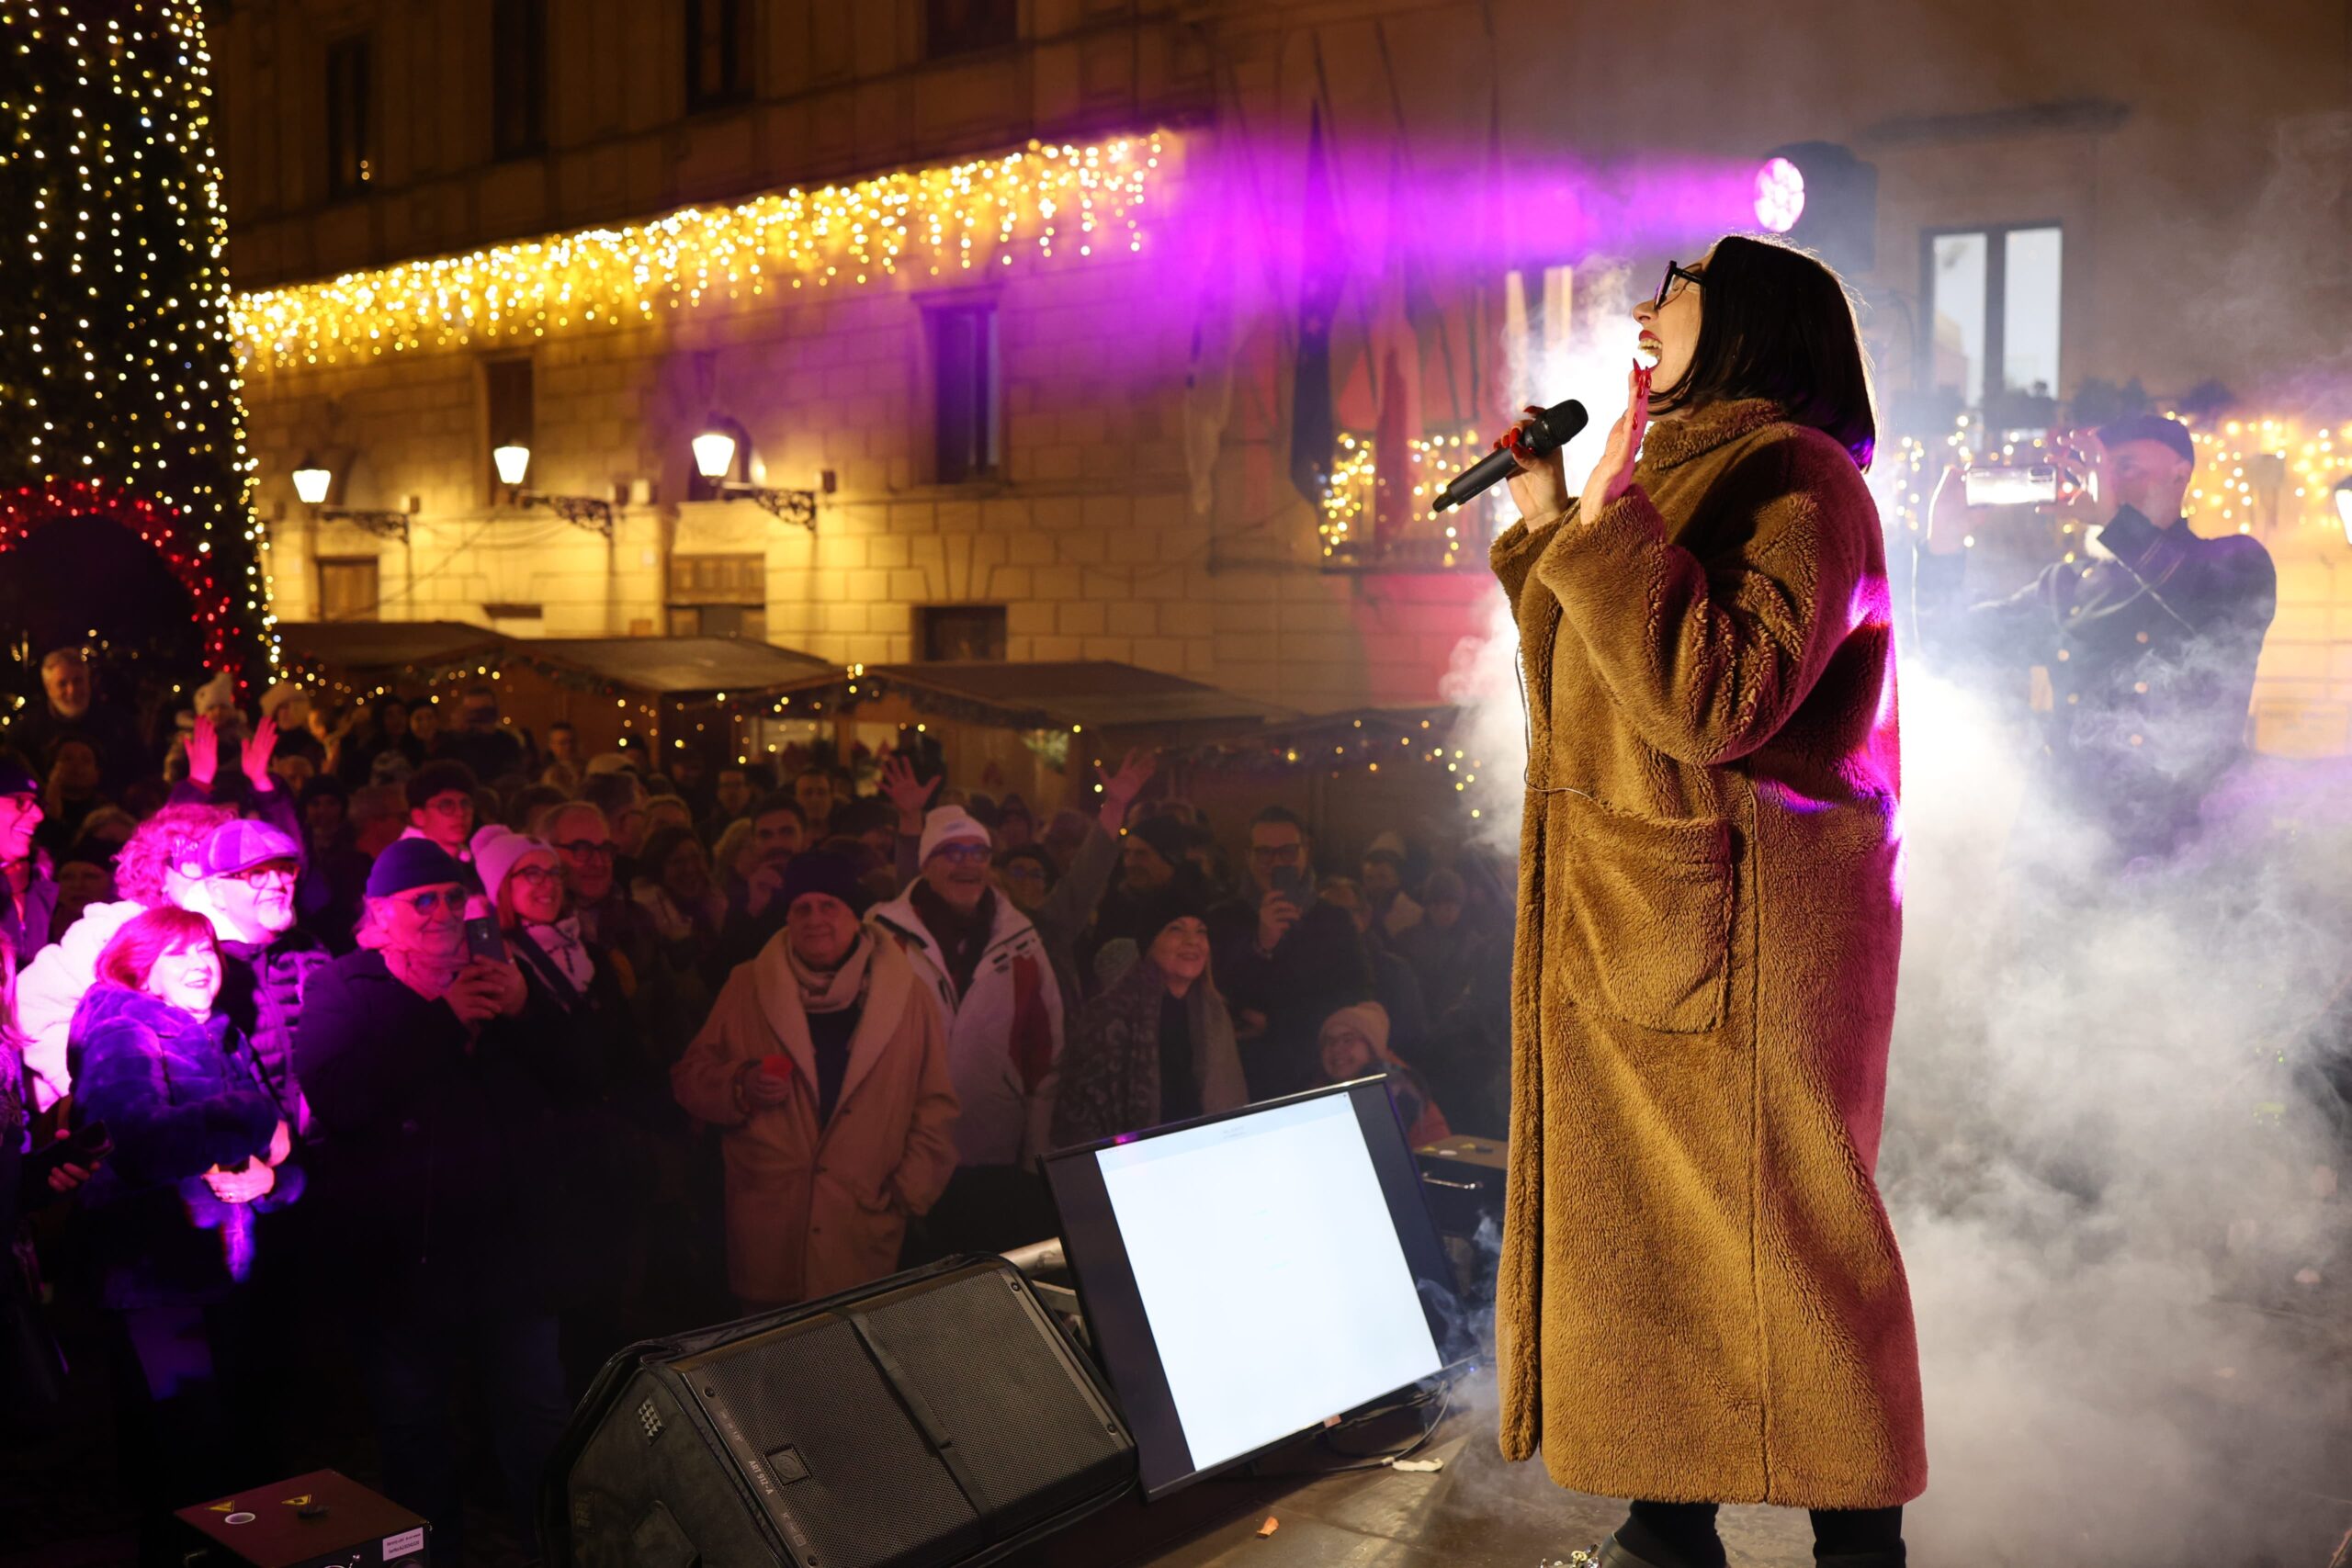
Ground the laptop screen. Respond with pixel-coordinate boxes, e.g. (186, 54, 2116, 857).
(1043, 1080, 1454, 1498)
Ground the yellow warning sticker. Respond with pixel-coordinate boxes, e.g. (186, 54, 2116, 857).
(209, 1501, 236, 1513)
(282, 1495, 312, 1507)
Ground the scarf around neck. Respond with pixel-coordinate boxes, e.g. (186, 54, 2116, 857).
(785, 931, 872, 1015)
(383, 940, 468, 1000)
(525, 914, 594, 994)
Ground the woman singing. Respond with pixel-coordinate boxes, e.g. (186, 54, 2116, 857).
(1491, 234, 1925, 1568)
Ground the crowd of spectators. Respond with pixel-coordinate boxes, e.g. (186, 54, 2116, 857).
(0, 652, 1513, 1561)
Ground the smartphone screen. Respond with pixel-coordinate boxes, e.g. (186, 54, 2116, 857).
(1963, 465, 2059, 507)
(464, 915, 508, 964)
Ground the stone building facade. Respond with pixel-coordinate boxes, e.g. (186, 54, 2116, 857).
(218, 0, 2352, 742)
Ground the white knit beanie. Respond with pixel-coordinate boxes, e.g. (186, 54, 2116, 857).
(917, 805, 992, 865)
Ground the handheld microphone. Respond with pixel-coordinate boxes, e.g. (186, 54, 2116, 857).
(1430, 400, 1589, 513)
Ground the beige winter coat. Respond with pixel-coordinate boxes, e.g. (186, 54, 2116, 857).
(1492, 398, 1927, 1508)
(673, 932, 959, 1306)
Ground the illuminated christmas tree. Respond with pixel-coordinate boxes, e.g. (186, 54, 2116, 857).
(0, 0, 276, 728)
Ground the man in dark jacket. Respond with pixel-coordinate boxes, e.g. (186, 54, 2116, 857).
(0, 760, 57, 963)
(1917, 414, 2278, 862)
(292, 840, 578, 1559)
(192, 818, 325, 1135)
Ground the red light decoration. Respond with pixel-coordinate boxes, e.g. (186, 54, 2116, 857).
(0, 479, 255, 675)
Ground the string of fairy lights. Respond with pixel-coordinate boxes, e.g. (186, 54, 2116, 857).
(0, 0, 277, 678)
(1319, 429, 1500, 565)
(231, 133, 1168, 373)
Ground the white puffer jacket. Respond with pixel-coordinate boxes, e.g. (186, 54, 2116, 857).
(867, 890, 1066, 1169)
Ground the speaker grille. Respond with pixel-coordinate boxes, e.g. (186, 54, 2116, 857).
(697, 1316, 982, 1568)
(862, 1279, 1126, 1520)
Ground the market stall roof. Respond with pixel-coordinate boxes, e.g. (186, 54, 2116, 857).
(275, 620, 509, 673)
(756, 660, 1295, 734)
(526, 637, 832, 695)
(276, 625, 834, 695)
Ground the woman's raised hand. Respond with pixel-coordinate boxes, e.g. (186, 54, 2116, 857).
(1578, 360, 1652, 520)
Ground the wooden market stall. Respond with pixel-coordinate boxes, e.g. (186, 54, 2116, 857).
(707, 660, 1295, 816)
(275, 623, 833, 761)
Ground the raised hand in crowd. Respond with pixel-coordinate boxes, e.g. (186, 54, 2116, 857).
(879, 752, 941, 834)
(243, 713, 281, 794)
(266, 1118, 293, 1168)
(1093, 748, 1157, 824)
(186, 710, 221, 789)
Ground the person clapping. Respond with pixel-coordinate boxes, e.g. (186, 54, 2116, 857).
(67, 907, 297, 1551)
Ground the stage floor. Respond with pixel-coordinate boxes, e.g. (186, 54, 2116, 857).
(1029, 1371, 1822, 1568)
(1027, 1361, 2352, 1568)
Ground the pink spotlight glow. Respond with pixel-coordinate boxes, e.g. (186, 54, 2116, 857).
(1753, 157, 1806, 233)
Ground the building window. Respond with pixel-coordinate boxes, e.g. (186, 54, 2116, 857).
(318, 558, 380, 622)
(685, 0, 753, 111)
(324, 35, 374, 198)
(669, 553, 767, 640)
(930, 303, 1001, 484)
(926, 0, 1017, 60)
(483, 355, 535, 499)
(1925, 224, 2063, 412)
(491, 0, 548, 160)
(919, 605, 1007, 661)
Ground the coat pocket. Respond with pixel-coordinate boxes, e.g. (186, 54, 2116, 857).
(1544, 794, 1735, 1035)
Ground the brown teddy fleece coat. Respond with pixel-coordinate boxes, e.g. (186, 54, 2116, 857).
(1491, 397, 1927, 1508)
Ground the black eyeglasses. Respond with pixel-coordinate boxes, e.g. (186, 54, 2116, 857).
(552, 839, 614, 861)
(1654, 261, 1704, 310)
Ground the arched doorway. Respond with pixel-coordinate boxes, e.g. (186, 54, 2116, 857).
(0, 513, 205, 762)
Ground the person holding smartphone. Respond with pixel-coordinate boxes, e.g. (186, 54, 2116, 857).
(1917, 413, 2278, 863)
(1206, 806, 1373, 1097)
(292, 839, 573, 1562)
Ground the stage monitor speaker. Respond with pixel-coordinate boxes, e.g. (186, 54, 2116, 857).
(545, 1257, 1136, 1568)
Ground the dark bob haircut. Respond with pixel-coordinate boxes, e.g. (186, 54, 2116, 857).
(1649, 234, 1877, 471)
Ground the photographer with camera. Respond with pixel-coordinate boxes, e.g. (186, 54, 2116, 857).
(1917, 414, 2277, 863)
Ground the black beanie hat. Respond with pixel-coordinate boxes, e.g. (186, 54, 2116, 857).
(1125, 815, 1189, 868)
(777, 849, 873, 916)
(1135, 879, 1210, 945)
(366, 838, 471, 899)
